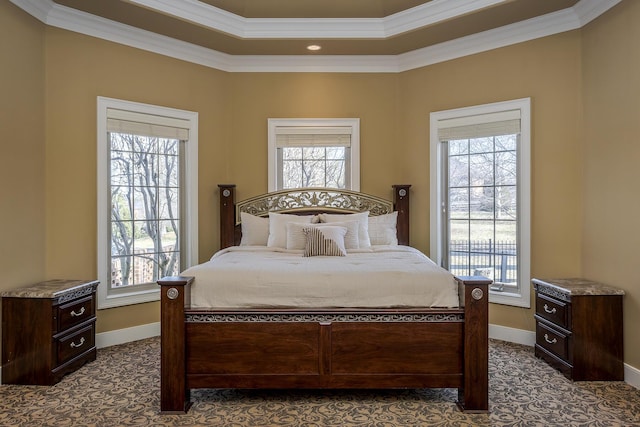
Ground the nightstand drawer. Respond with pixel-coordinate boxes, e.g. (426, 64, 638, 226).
(58, 295, 95, 332)
(57, 323, 95, 366)
(535, 293, 568, 329)
(536, 321, 569, 361)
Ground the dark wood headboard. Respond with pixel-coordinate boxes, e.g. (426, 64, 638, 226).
(218, 185, 411, 249)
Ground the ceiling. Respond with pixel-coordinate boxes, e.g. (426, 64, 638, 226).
(11, 0, 620, 71)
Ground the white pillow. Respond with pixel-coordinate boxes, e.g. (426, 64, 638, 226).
(267, 212, 314, 248)
(303, 225, 348, 257)
(320, 211, 371, 248)
(239, 212, 269, 246)
(286, 221, 360, 250)
(368, 211, 398, 246)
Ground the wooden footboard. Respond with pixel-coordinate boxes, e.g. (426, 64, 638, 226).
(158, 276, 490, 414)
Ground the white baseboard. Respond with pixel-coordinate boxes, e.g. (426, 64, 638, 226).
(95, 321, 160, 349)
(489, 323, 536, 346)
(625, 362, 640, 389)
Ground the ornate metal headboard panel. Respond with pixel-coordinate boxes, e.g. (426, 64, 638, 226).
(218, 184, 411, 249)
(235, 188, 393, 224)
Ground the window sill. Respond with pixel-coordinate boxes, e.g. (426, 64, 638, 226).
(489, 289, 531, 308)
(98, 287, 160, 309)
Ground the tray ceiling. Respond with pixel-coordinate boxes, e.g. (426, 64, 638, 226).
(49, 0, 581, 55)
(10, 0, 620, 72)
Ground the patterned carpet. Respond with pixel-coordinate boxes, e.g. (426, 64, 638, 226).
(0, 337, 639, 426)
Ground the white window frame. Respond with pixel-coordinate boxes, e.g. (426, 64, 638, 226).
(97, 97, 198, 309)
(430, 98, 531, 308)
(267, 118, 360, 192)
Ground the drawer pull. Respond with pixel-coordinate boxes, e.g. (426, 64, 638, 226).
(70, 337, 86, 348)
(544, 334, 557, 344)
(543, 304, 557, 314)
(70, 307, 86, 317)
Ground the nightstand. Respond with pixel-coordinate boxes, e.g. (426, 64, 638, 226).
(533, 278, 624, 381)
(1, 279, 99, 385)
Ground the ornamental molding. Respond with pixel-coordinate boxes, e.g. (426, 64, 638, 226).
(57, 284, 98, 304)
(186, 312, 464, 323)
(236, 188, 393, 223)
(535, 284, 570, 302)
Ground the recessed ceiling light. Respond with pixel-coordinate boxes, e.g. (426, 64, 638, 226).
(307, 44, 321, 51)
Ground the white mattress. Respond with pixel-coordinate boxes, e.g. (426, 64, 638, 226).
(182, 245, 460, 309)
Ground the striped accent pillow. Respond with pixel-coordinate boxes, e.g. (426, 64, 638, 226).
(303, 226, 348, 257)
(286, 221, 360, 251)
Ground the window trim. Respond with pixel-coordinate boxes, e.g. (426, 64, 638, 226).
(430, 98, 531, 308)
(96, 97, 198, 309)
(267, 118, 360, 192)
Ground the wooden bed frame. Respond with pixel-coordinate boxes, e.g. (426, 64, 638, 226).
(158, 185, 490, 414)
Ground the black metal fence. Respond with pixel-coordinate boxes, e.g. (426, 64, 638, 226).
(449, 239, 517, 284)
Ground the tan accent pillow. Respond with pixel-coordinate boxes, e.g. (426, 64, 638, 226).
(319, 211, 371, 248)
(267, 212, 314, 248)
(368, 211, 398, 245)
(239, 212, 269, 246)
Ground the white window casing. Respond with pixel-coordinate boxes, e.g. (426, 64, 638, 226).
(97, 97, 198, 309)
(268, 118, 360, 192)
(430, 98, 531, 308)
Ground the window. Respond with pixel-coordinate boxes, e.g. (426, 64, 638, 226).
(430, 98, 531, 307)
(97, 97, 198, 309)
(268, 119, 360, 191)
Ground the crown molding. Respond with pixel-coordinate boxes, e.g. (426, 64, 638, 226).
(231, 55, 400, 73)
(397, 6, 582, 72)
(384, 0, 507, 38)
(46, 2, 236, 71)
(9, 0, 53, 22)
(130, 0, 385, 39)
(128, 0, 247, 38)
(573, 0, 621, 26)
(128, 0, 508, 39)
(9, 0, 622, 73)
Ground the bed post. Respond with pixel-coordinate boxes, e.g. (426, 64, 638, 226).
(158, 276, 193, 414)
(219, 184, 236, 249)
(456, 276, 491, 412)
(392, 185, 411, 246)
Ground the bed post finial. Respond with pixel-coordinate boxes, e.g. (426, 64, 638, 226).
(392, 185, 411, 246)
(219, 184, 236, 249)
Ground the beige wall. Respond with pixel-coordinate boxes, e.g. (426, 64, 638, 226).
(581, 0, 640, 368)
(42, 27, 232, 332)
(0, 2, 46, 289)
(227, 73, 401, 200)
(399, 32, 584, 331)
(3, 1, 637, 371)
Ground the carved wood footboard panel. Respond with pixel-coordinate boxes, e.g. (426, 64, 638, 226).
(158, 276, 490, 414)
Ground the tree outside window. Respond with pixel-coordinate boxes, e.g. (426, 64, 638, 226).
(109, 133, 181, 288)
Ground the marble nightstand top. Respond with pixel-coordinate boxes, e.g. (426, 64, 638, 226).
(532, 278, 625, 298)
(1, 279, 99, 300)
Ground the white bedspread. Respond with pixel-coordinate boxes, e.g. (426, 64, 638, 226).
(182, 245, 459, 309)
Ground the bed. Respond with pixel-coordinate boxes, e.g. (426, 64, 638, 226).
(158, 184, 490, 413)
